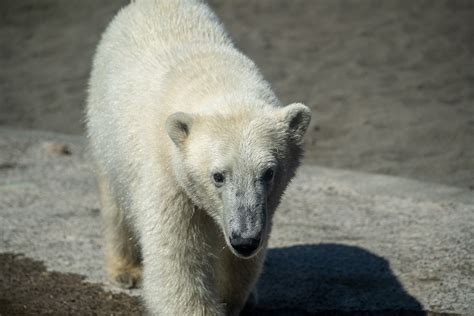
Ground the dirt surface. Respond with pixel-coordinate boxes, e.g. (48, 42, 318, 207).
(215, 0, 474, 188)
(0, 253, 142, 316)
(0, 0, 473, 188)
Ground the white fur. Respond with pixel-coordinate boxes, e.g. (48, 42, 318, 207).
(86, 0, 311, 315)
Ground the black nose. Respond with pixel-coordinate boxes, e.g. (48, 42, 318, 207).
(229, 237, 260, 257)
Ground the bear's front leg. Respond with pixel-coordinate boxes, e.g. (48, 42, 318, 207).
(139, 196, 224, 315)
(218, 248, 266, 316)
(97, 170, 142, 289)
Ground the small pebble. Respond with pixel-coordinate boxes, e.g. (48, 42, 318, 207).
(43, 142, 71, 155)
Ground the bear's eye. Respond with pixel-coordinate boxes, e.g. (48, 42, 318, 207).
(212, 172, 225, 186)
(263, 168, 274, 182)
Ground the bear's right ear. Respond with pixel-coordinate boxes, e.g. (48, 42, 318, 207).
(166, 112, 194, 146)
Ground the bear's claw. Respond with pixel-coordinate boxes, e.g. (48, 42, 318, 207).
(110, 266, 142, 289)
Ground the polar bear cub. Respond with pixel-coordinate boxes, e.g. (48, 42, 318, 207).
(86, 0, 311, 315)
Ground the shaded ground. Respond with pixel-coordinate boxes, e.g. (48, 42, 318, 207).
(0, 0, 473, 187)
(0, 252, 459, 316)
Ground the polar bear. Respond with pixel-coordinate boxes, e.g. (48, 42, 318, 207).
(86, 0, 311, 315)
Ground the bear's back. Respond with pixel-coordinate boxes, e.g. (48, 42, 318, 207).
(87, 0, 235, 135)
(93, 0, 231, 75)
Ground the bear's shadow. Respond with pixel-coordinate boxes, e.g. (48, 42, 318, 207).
(244, 243, 424, 315)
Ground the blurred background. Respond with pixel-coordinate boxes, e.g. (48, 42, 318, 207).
(1, 0, 473, 188)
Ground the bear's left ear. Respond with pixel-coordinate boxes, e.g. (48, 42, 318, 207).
(166, 112, 194, 147)
(279, 103, 312, 144)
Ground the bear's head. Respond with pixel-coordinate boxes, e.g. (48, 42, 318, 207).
(166, 103, 311, 258)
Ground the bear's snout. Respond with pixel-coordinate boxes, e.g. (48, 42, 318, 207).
(227, 209, 265, 258)
(229, 236, 260, 258)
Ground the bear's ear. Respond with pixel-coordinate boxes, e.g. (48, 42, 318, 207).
(166, 112, 194, 146)
(279, 103, 312, 143)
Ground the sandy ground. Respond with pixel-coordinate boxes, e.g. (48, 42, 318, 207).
(1, 0, 473, 188)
